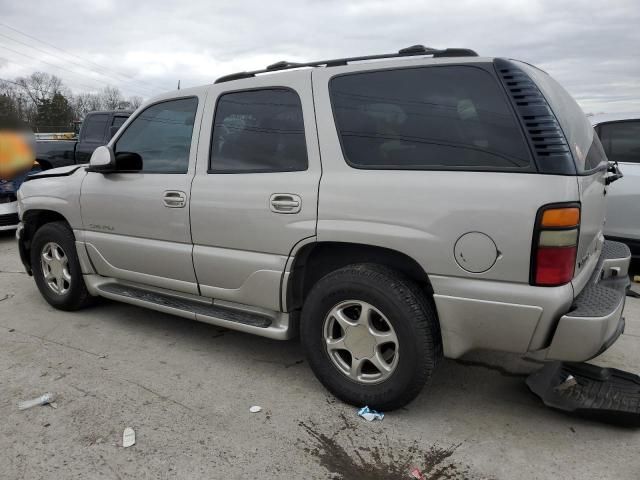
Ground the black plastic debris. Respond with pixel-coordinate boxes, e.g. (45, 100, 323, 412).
(527, 361, 640, 425)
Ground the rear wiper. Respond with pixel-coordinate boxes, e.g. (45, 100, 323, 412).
(605, 161, 623, 185)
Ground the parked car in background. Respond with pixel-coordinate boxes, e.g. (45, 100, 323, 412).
(16, 46, 630, 410)
(35, 111, 131, 170)
(0, 128, 38, 231)
(591, 113, 640, 256)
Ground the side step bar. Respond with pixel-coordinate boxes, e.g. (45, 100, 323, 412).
(93, 281, 294, 340)
(527, 362, 640, 425)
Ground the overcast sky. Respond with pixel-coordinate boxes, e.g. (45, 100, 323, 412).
(0, 0, 638, 113)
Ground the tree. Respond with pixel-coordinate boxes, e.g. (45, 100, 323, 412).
(34, 92, 74, 132)
(15, 72, 62, 105)
(0, 94, 20, 129)
(0, 80, 28, 123)
(128, 96, 143, 110)
(100, 86, 123, 110)
(72, 92, 103, 120)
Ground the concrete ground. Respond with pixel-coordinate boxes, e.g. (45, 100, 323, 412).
(1, 230, 639, 480)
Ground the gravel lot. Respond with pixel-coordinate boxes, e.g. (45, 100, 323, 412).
(1, 230, 639, 479)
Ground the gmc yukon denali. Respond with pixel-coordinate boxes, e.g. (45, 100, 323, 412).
(16, 46, 630, 410)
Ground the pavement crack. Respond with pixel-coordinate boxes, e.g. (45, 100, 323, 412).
(454, 359, 528, 378)
(0, 293, 14, 302)
(70, 384, 99, 398)
(123, 378, 198, 416)
(0, 270, 27, 274)
(98, 454, 123, 480)
(252, 358, 305, 368)
(0, 326, 105, 358)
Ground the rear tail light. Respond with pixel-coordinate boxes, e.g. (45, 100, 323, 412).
(531, 204, 580, 286)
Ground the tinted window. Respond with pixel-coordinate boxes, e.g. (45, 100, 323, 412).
(115, 98, 198, 173)
(598, 121, 640, 164)
(330, 66, 530, 170)
(112, 115, 128, 129)
(515, 61, 605, 172)
(82, 114, 108, 142)
(210, 89, 307, 173)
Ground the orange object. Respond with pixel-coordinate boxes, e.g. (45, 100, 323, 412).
(541, 207, 580, 228)
(0, 131, 36, 181)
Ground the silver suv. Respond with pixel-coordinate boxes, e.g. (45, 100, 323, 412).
(16, 46, 631, 410)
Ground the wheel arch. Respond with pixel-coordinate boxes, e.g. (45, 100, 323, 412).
(19, 209, 72, 273)
(285, 241, 434, 313)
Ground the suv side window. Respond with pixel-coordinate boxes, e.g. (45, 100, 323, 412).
(111, 115, 128, 130)
(82, 114, 109, 142)
(115, 97, 198, 173)
(598, 121, 640, 163)
(330, 65, 531, 170)
(209, 88, 307, 173)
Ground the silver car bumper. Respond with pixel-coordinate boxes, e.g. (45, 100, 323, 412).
(0, 200, 19, 231)
(546, 240, 631, 361)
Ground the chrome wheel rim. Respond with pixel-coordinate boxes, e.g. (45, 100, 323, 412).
(323, 300, 399, 384)
(40, 242, 71, 295)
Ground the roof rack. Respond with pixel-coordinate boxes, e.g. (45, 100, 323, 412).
(214, 45, 478, 84)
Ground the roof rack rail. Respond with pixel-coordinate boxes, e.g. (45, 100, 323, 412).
(214, 45, 478, 83)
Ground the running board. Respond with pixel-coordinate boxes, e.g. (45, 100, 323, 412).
(93, 281, 294, 340)
(526, 362, 640, 425)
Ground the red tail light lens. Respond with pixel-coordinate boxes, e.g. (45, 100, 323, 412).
(535, 246, 577, 285)
(531, 205, 580, 287)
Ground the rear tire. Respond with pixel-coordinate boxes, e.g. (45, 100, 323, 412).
(300, 263, 441, 410)
(30, 221, 93, 311)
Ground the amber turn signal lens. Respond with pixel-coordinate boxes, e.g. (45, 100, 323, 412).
(541, 207, 580, 228)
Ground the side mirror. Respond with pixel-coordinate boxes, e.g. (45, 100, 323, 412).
(87, 145, 115, 172)
(114, 152, 143, 172)
(109, 125, 120, 139)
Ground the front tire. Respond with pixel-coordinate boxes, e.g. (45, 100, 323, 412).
(300, 263, 441, 410)
(30, 221, 93, 311)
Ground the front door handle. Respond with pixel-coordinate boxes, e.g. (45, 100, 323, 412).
(270, 193, 301, 214)
(163, 190, 186, 208)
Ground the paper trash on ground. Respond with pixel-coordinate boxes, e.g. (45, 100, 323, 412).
(357, 406, 384, 422)
(123, 427, 136, 448)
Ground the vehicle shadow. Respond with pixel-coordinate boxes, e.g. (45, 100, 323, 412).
(0, 230, 16, 241)
(79, 297, 637, 431)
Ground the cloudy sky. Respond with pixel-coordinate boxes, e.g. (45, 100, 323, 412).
(0, 0, 638, 113)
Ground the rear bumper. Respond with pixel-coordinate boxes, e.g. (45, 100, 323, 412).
(546, 240, 630, 361)
(431, 240, 630, 360)
(0, 201, 19, 231)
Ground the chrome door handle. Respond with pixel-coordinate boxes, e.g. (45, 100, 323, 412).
(270, 194, 301, 214)
(163, 190, 186, 208)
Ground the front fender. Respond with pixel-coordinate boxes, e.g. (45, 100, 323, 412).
(18, 169, 85, 228)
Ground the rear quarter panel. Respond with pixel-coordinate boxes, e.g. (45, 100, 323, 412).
(312, 62, 580, 284)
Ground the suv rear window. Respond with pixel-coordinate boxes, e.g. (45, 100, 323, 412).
(598, 121, 640, 164)
(515, 61, 607, 173)
(329, 65, 531, 170)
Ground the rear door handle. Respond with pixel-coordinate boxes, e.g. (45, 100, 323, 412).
(270, 194, 301, 214)
(163, 190, 187, 208)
